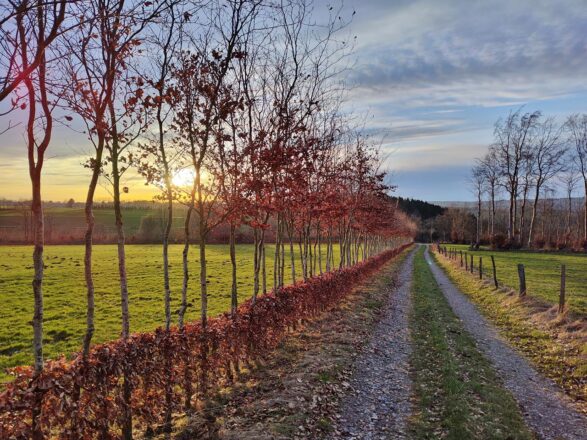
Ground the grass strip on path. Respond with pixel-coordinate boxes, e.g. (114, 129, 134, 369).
(433, 250, 587, 413)
(409, 247, 533, 440)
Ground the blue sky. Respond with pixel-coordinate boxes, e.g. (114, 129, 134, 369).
(338, 0, 587, 201)
(1, 0, 586, 202)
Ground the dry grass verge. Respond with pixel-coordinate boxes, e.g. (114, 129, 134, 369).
(433, 249, 587, 414)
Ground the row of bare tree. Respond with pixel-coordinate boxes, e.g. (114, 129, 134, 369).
(469, 109, 587, 249)
(1, 2, 414, 435)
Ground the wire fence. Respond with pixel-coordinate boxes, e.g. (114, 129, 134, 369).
(435, 244, 568, 314)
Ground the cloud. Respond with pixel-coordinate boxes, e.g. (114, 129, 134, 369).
(347, 0, 587, 107)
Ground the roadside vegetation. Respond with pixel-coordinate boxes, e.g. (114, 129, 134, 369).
(409, 247, 533, 439)
(433, 249, 587, 413)
(447, 244, 587, 314)
(166, 248, 413, 439)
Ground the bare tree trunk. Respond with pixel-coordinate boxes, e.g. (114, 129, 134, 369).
(273, 214, 280, 290)
(179, 205, 193, 328)
(528, 186, 541, 247)
(508, 191, 515, 240)
(162, 201, 172, 330)
(298, 235, 306, 280)
(280, 225, 285, 287)
(288, 223, 296, 283)
(490, 186, 495, 240)
(230, 223, 237, 315)
(317, 225, 322, 274)
(253, 228, 259, 301)
(112, 163, 130, 339)
(476, 192, 481, 245)
(566, 190, 573, 245)
(31, 178, 44, 374)
(584, 179, 587, 241)
(261, 238, 267, 294)
(82, 141, 104, 356)
(520, 186, 529, 246)
(199, 232, 207, 323)
(111, 149, 132, 440)
(325, 228, 331, 272)
(198, 213, 207, 328)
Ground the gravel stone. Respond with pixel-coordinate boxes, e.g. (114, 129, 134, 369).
(332, 249, 416, 439)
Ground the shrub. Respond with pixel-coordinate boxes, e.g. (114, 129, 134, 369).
(533, 237, 546, 249)
(491, 233, 507, 250)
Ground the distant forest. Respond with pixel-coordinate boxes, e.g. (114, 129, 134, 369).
(392, 197, 445, 221)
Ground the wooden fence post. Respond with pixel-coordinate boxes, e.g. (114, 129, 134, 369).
(491, 255, 498, 288)
(517, 264, 526, 297)
(558, 264, 566, 314)
(470, 254, 474, 274)
(479, 256, 483, 280)
(460, 250, 463, 267)
(465, 253, 468, 271)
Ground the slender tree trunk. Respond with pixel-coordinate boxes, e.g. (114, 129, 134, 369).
(199, 232, 207, 325)
(162, 194, 172, 330)
(325, 228, 331, 272)
(273, 214, 280, 290)
(490, 186, 495, 241)
(520, 185, 529, 246)
(111, 145, 132, 440)
(298, 234, 306, 280)
(528, 185, 541, 247)
(508, 190, 515, 240)
(82, 139, 104, 356)
(31, 178, 44, 374)
(161, 183, 173, 332)
(112, 165, 130, 339)
(476, 192, 481, 245)
(253, 228, 259, 301)
(317, 225, 322, 274)
(280, 221, 285, 287)
(179, 205, 193, 328)
(584, 179, 587, 241)
(566, 190, 572, 245)
(197, 204, 207, 328)
(288, 222, 296, 283)
(261, 238, 267, 294)
(308, 230, 314, 277)
(230, 223, 237, 315)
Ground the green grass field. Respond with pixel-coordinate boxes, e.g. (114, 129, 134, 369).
(444, 245, 587, 315)
(0, 206, 185, 240)
(0, 244, 340, 382)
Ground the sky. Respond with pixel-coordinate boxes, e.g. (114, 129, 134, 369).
(1, 0, 586, 203)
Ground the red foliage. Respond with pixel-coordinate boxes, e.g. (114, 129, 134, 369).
(0, 243, 412, 438)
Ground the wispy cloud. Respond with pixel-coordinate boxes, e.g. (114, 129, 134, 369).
(335, 0, 587, 199)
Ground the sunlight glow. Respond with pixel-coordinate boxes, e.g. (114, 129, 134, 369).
(172, 169, 196, 187)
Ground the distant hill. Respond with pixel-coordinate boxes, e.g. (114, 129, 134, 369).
(392, 197, 445, 220)
(434, 197, 584, 210)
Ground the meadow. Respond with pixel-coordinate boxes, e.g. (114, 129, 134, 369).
(446, 245, 587, 315)
(0, 244, 340, 382)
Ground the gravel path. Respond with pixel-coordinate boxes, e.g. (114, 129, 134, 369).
(332, 249, 416, 440)
(424, 246, 587, 440)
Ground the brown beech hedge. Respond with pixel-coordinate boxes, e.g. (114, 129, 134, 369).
(0, 243, 411, 438)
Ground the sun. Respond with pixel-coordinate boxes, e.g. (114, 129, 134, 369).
(172, 168, 195, 187)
